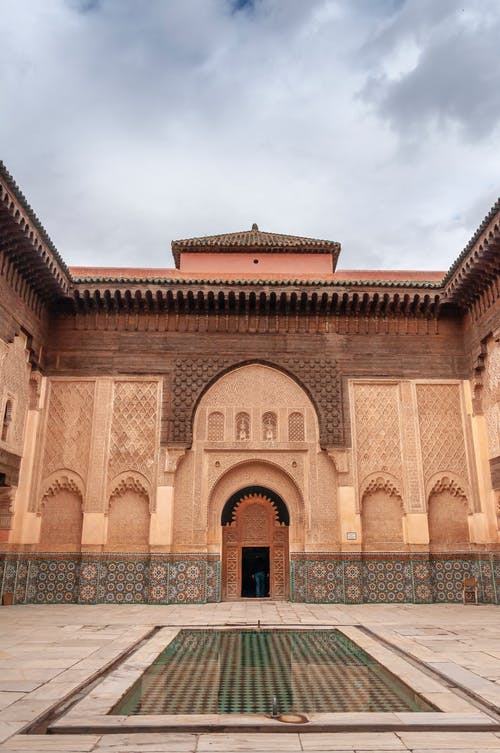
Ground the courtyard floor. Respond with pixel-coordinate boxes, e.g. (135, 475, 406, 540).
(0, 601, 499, 752)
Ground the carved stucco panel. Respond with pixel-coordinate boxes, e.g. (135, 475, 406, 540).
(0, 334, 31, 452)
(170, 356, 343, 447)
(416, 383, 470, 488)
(206, 460, 306, 551)
(351, 382, 404, 510)
(206, 452, 305, 498)
(311, 450, 339, 546)
(40, 380, 95, 495)
(483, 337, 500, 460)
(108, 380, 160, 486)
(172, 450, 196, 546)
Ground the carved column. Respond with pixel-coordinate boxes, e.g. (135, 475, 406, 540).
(0, 486, 15, 539)
(151, 447, 185, 550)
(81, 378, 113, 548)
(399, 382, 429, 547)
(328, 449, 360, 551)
(10, 372, 45, 545)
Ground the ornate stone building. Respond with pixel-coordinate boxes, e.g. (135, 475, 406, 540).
(0, 161, 499, 604)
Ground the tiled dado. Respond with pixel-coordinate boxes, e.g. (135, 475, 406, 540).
(0, 552, 498, 604)
(290, 553, 499, 604)
(0, 554, 221, 605)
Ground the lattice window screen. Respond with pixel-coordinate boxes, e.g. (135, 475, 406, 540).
(207, 411, 225, 441)
(288, 412, 305, 441)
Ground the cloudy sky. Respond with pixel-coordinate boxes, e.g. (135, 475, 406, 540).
(1, 0, 499, 271)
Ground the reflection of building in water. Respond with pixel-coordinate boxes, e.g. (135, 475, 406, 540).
(1, 160, 499, 605)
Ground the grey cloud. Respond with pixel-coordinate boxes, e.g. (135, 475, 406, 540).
(0, 0, 498, 271)
(359, 1, 500, 139)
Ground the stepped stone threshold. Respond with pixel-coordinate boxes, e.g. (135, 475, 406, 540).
(0, 603, 500, 752)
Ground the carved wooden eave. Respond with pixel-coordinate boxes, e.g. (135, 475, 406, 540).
(0, 161, 71, 303)
(65, 280, 443, 321)
(442, 198, 500, 309)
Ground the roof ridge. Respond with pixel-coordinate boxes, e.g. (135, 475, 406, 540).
(0, 160, 70, 277)
(172, 226, 339, 246)
(443, 196, 500, 284)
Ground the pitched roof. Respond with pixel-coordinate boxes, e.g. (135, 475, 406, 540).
(171, 224, 340, 267)
(69, 265, 443, 288)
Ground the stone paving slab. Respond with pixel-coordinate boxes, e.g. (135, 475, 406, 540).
(0, 604, 500, 752)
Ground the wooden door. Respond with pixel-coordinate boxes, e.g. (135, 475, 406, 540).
(222, 494, 289, 600)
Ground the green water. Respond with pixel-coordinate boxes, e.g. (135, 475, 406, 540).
(112, 629, 435, 715)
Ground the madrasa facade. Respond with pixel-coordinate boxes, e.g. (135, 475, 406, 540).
(0, 160, 499, 606)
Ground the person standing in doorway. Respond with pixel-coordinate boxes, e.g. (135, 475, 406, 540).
(253, 557, 266, 597)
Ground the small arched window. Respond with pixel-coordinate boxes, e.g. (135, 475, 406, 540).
(262, 411, 277, 441)
(207, 411, 224, 441)
(1, 400, 13, 442)
(288, 412, 305, 441)
(236, 412, 251, 441)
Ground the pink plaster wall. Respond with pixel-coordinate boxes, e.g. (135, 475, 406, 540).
(179, 252, 333, 274)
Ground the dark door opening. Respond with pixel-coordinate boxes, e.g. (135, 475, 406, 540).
(241, 547, 270, 598)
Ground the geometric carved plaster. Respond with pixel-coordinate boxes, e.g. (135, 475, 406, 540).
(0, 333, 31, 452)
(427, 474, 471, 513)
(108, 473, 151, 511)
(206, 459, 305, 548)
(360, 472, 402, 501)
(41, 471, 84, 504)
(170, 356, 343, 448)
(351, 381, 404, 512)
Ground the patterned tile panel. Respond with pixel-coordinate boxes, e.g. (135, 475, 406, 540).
(96, 558, 149, 604)
(362, 558, 413, 603)
(0, 553, 498, 604)
(411, 556, 433, 603)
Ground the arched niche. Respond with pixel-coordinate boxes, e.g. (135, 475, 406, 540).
(361, 486, 405, 551)
(427, 476, 471, 550)
(106, 474, 151, 551)
(39, 476, 83, 552)
(207, 459, 305, 551)
(193, 363, 320, 444)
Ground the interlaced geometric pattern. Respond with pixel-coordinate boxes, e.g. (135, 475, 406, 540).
(207, 411, 224, 441)
(0, 335, 30, 450)
(42, 381, 94, 479)
(112, 629, 433, 715)
(484, 342, 500, 458)
(416, 384, 468, 483)
(353, 384, 403, 484)
(288, 412, 305, 441)
(108, 381, 159, 482)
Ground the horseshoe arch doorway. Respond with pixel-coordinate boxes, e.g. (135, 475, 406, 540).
(221, 486, 290, 600)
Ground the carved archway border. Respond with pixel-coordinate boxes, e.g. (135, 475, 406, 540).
(222, 487, 290, 526)
(231, 493, 280, 524)
(107, 472, 152, 513)
(39, 470, 84, 513)
(208, 458, 305, 547)
(426, 472, 472, 514)
(359, 472, 403, 513)
(169, 356, 343, 449)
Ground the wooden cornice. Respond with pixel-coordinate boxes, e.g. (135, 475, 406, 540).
(65, 284, 442, 321)
(0, 162, 71, 302)
(442, 198, 500, 308)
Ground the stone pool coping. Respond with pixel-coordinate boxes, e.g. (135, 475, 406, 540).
(48, 625, 499, 734)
